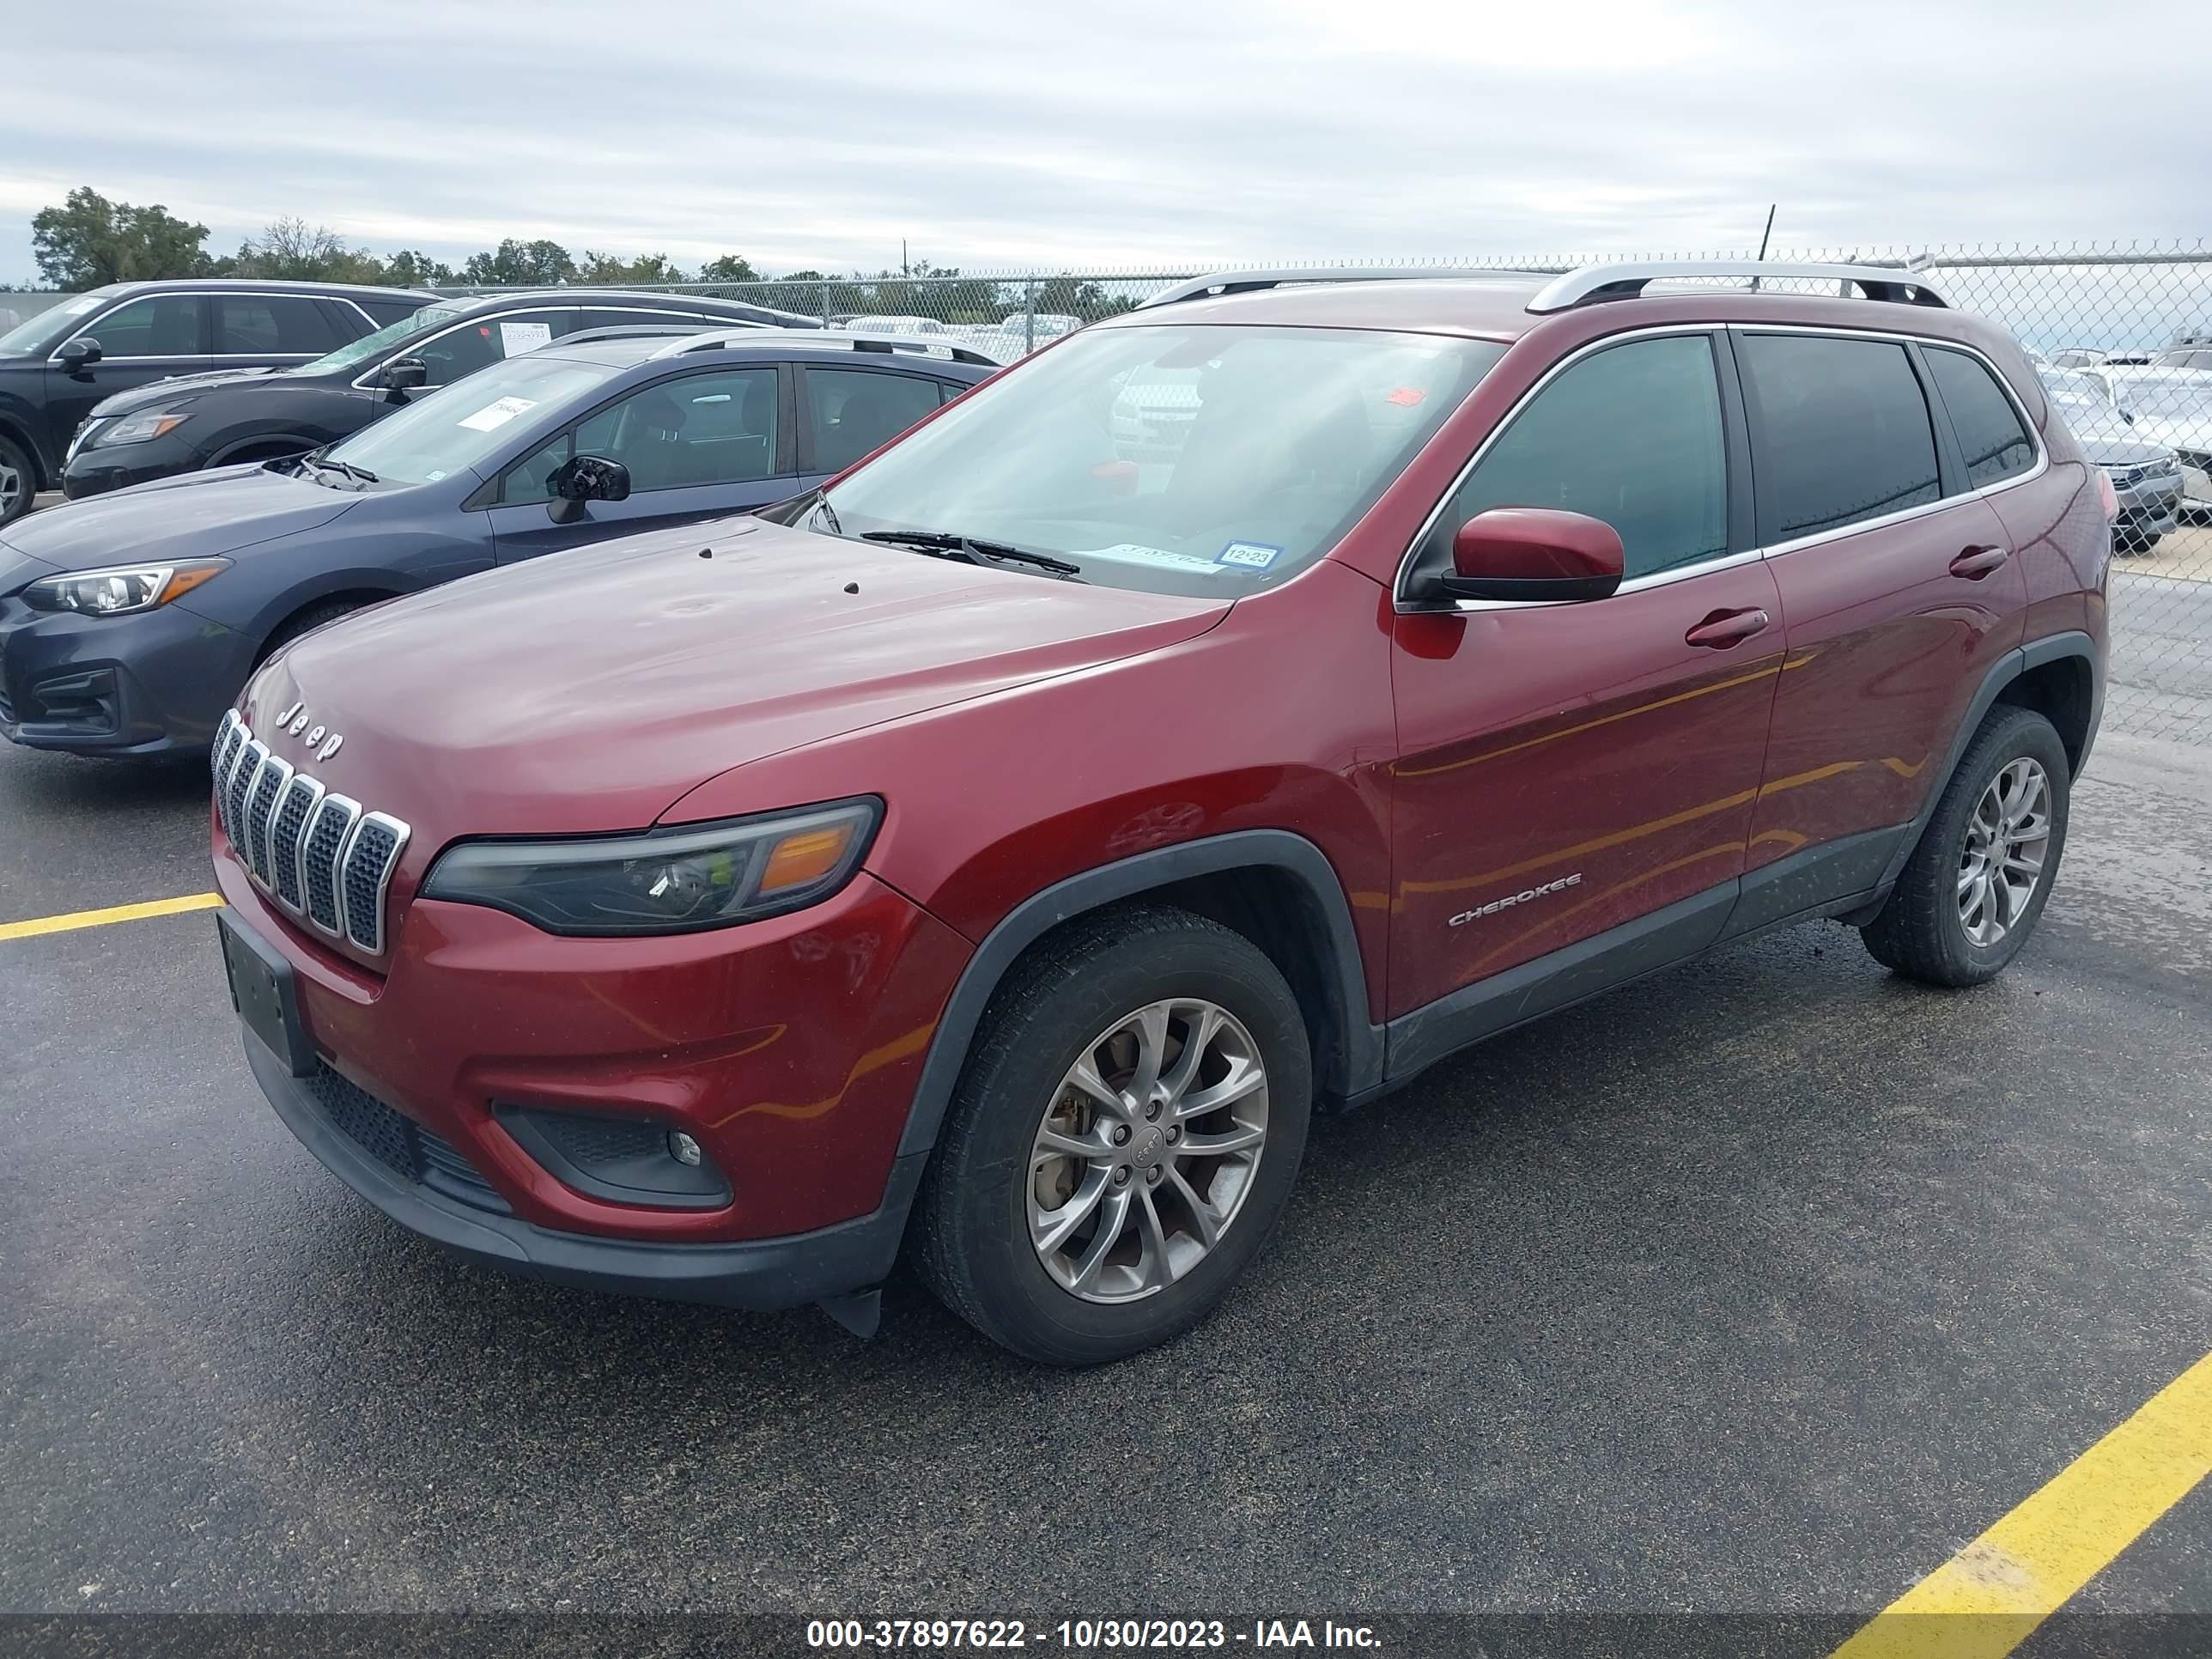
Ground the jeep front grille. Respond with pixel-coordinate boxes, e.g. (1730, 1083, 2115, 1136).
(212, 708, 410, 956)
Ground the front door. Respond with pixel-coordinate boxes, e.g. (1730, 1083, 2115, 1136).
(487, 365, 794, 562)
(43, 292, 210, 461)
(1388, 330, 1784, 1044)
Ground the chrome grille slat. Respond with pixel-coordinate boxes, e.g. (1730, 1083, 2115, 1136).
(245, 757, 293, 883)
(301, 794, 361, 938)
(213, 710, 410, 957)
(269, 775, 324, 909)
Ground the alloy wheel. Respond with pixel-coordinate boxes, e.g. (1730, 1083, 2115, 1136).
(1958, 757, 2051, 947)
(1028, 998, 1269, 1304)
(0, 454, 22, 518)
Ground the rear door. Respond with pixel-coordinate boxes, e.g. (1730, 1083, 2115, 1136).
(1735, 329, 2028, 927)
(43, 290, 210, 458)
(487, 363, 795, 562)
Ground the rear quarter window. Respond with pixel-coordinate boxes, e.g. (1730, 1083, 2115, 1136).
(1924, 348, 2035, 488)
(1740, 334, 1942, 540)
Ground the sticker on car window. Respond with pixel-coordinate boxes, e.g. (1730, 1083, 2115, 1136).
(1070, 543, 1224, 572)
(1216, 541, 1281, 568)
(497, 321, 553, 356)
(457, 396, 538, 432)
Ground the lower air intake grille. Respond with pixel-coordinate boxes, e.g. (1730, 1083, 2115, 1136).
(298, 1063, 509, 1215)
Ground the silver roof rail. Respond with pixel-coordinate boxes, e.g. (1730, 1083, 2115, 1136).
(650, 328, 1002, 365)
(1526, 260, 1946, 314)
(1136, 265, 1556, 310)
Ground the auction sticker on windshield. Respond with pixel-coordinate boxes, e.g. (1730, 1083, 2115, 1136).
(1217, 542, 1281, 568)
(1071, 543, 1224, 573)
(499, 321, 554, 355)
(458, 396, 538, 432)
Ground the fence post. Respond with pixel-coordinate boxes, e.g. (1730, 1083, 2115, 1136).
(820, 279, 831, 326)
(1024, 277, 1037, 356)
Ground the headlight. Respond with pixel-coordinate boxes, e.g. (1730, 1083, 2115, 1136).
(420, 798, 882, 936)
(91, 406, 195, 447)
(22, 558, 231, 616)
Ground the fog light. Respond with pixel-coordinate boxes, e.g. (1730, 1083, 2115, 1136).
(668, 1131, 703, 1167)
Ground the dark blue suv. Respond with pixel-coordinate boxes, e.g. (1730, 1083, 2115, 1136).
(0, 330, 996, 756)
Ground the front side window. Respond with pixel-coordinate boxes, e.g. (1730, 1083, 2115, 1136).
(817, 323, 1504, 596)
(321, 355, 619, 488)
(503, 367, 781, 502)
(216, 295, 345, 356)
(408, 308, 572, 387)
(1926, 348, 2034, 488)
(69, 294, 202, 357)
(1418, 333, 1728, 582)
(1741, 334, 1941, 539)
(805, 368, 943, 471)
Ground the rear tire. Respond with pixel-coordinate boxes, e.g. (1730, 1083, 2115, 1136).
(1860, 705, 2070, 988)
(0, 431, 35, 526)
(915, 904, 1312, 1365)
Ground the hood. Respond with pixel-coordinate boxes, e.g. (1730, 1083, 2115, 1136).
(89, 364, 288, 418)
(245, 517, 1232, 838)
(0, 465, 361, 571)
(2067, 425, 2172, 466)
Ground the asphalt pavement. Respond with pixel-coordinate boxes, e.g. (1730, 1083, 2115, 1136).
(3, 696, 2208, 1639)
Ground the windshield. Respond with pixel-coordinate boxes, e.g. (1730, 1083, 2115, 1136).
(0, 292, 109, 357)
(291, 301, 465, 378)
(2038, 368, 2120, 421)
(816, 323, 1504, 596)
(319, 354, 618, 486)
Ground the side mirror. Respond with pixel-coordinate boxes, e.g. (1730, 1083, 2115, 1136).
(1439, 507, 1625, 604)
(545, 454, 632, 522)
(380, 357, 429, 394)
(56, 338, 102, 371)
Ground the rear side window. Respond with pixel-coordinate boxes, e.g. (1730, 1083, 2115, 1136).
(1424, 333, 1729, 581)
(356, 297, 425, 329)
(1741, 335, 1941, 539)
(1925, 348, 2034, 488)
(805, 368, 944, 471)
(216, 295, 345, 356)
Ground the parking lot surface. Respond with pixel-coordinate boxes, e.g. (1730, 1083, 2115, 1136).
(3, 695, 2209, 1637)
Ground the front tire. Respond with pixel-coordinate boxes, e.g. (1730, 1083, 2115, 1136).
(915, 904, 1312, 1365)
(1860, 705, 2070, 988)
(0, 431, 35, 526)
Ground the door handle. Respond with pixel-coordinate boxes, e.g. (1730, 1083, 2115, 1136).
(1685, 607, 1772, 649)
(1949, 544, 2011, 579)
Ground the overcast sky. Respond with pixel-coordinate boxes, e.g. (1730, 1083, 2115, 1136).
(3, 0, 2203, 285)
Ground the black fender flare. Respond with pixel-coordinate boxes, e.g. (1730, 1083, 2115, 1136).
(893, 829, 1382, 1164)
(1876, 629, 2099, 890)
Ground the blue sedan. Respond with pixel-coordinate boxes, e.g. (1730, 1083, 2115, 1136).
(0, 330, 995, 756)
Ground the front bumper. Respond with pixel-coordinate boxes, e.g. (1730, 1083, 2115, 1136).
(60, 432, 204, 500)
(0, 593, 250, 754)
(212, 848, 971, 1263)
(242, 1034, 927, 1310)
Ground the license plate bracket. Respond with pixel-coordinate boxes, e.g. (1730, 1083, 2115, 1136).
(216, 910, 314, 1078)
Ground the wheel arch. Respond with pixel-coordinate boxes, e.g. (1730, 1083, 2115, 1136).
(1878, 629, 2099, 891)
(894, 830, 1383, 1164)
(209, 433, 325, 467)
(252, 584, 406, 666)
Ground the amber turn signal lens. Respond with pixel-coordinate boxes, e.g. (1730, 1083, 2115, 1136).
(758, 824, 857, 893)
(161, 564, 227, 604)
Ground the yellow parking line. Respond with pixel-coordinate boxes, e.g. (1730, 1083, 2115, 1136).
(1832, 1349, 2212, 1659)
(0, 892, 224, 941)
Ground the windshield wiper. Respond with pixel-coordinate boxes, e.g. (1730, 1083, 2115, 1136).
(315, 456, 380, 486)
(859, 529, 1084, 579)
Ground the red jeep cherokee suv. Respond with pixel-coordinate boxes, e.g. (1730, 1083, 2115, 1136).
(210, 262, 2107, 1364)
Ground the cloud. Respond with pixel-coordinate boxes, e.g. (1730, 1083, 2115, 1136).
(2, 0, 2201, 286)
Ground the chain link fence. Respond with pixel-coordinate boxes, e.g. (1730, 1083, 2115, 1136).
(453, 242, 2212, 745)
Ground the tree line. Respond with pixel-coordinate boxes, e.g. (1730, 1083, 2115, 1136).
(23, 187, 1136, 322)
